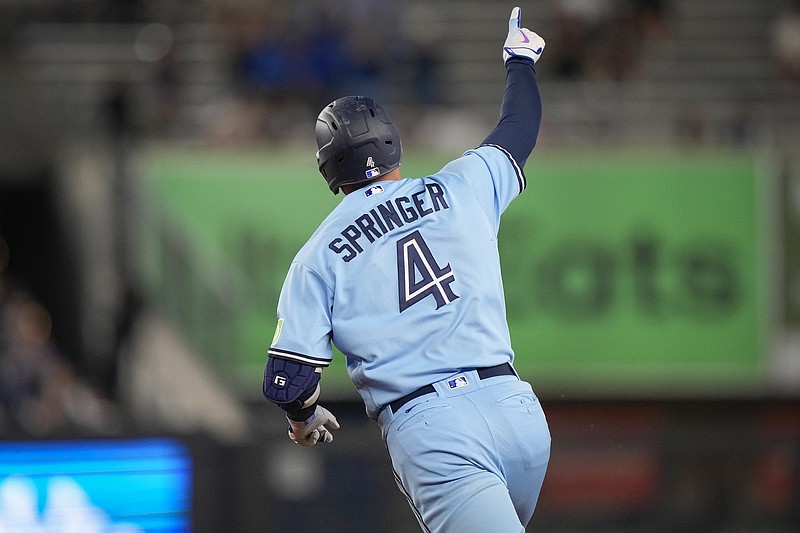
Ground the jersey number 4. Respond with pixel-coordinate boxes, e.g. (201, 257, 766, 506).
(396, 230, 459, 312)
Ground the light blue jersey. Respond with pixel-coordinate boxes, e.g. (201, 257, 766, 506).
(269, 144, 526, 418)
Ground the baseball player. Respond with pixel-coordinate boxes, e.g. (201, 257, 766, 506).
(263, 7, 550, 532)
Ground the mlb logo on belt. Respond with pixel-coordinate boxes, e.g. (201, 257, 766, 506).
(447, 375, 469, 389)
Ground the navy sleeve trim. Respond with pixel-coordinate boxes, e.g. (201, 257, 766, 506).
(480, 143, 527, 194)
(267, 347, 331, 367)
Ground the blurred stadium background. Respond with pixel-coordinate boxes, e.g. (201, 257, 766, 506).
(0, 0, 799, 531)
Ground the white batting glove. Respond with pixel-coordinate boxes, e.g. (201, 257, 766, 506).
(287, 405, 340, 447)
(503, 7, 545, 64)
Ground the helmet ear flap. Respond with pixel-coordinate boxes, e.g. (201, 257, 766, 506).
(315, 96, 402, 194)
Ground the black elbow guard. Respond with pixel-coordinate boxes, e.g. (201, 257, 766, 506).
(263, 356, 322, 412)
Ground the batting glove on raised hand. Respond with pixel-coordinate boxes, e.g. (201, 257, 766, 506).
(503, 6, 545, 64)
(287, 404, 340, 447)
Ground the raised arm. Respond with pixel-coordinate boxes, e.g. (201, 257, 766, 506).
(481, 7, 545, 168)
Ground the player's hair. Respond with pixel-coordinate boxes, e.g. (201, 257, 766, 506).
(315, 96, 402, 194)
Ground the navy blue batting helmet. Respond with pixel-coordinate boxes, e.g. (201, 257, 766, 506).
(315, 96, 402, 194)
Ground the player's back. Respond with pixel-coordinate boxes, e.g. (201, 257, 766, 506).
(297, 154, 518, 416)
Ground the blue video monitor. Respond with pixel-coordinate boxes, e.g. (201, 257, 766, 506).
(0, 438, 192, 531)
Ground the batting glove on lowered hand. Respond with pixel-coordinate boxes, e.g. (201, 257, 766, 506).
(287, 404, 340, 448)
(503, 6, 545, 64)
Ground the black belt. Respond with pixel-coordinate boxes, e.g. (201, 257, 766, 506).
(388, 363, 515, 414)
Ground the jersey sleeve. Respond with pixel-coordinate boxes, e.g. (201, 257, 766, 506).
(267, 261, 334, 367)
(480, 58, 541, 168)
(439, 144, 526, 230)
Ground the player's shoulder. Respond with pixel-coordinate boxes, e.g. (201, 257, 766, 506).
(464, 144, 527, 194)
(471, 144, 525, 175)
(435, 145, 514, 182)
(439, 144, 511, 173)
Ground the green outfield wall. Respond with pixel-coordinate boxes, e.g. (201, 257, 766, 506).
(139, 148, 769, 399)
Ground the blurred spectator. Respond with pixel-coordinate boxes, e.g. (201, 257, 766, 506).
(338, 0, 397, 100)
(217, 3, 327, 142)
(0, 238, 119, 437)
(216, 3, 291, 142)
(399, 4, 445, 104)
(586, 1, 647, 81)
(674, 102, 708, 146)
(236, 12, 292, 96)
(548, 0, 669, 82)
(152, 48, 182, 137)
(214, 0, 407, 144)
(305, 6, 358, 107)
(104, 78, 136, 141)
(632, 0, 671, 40)
(771, 0, 800, 91)
(548, 0, 610, 79)
(725, 94, 759, 147)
